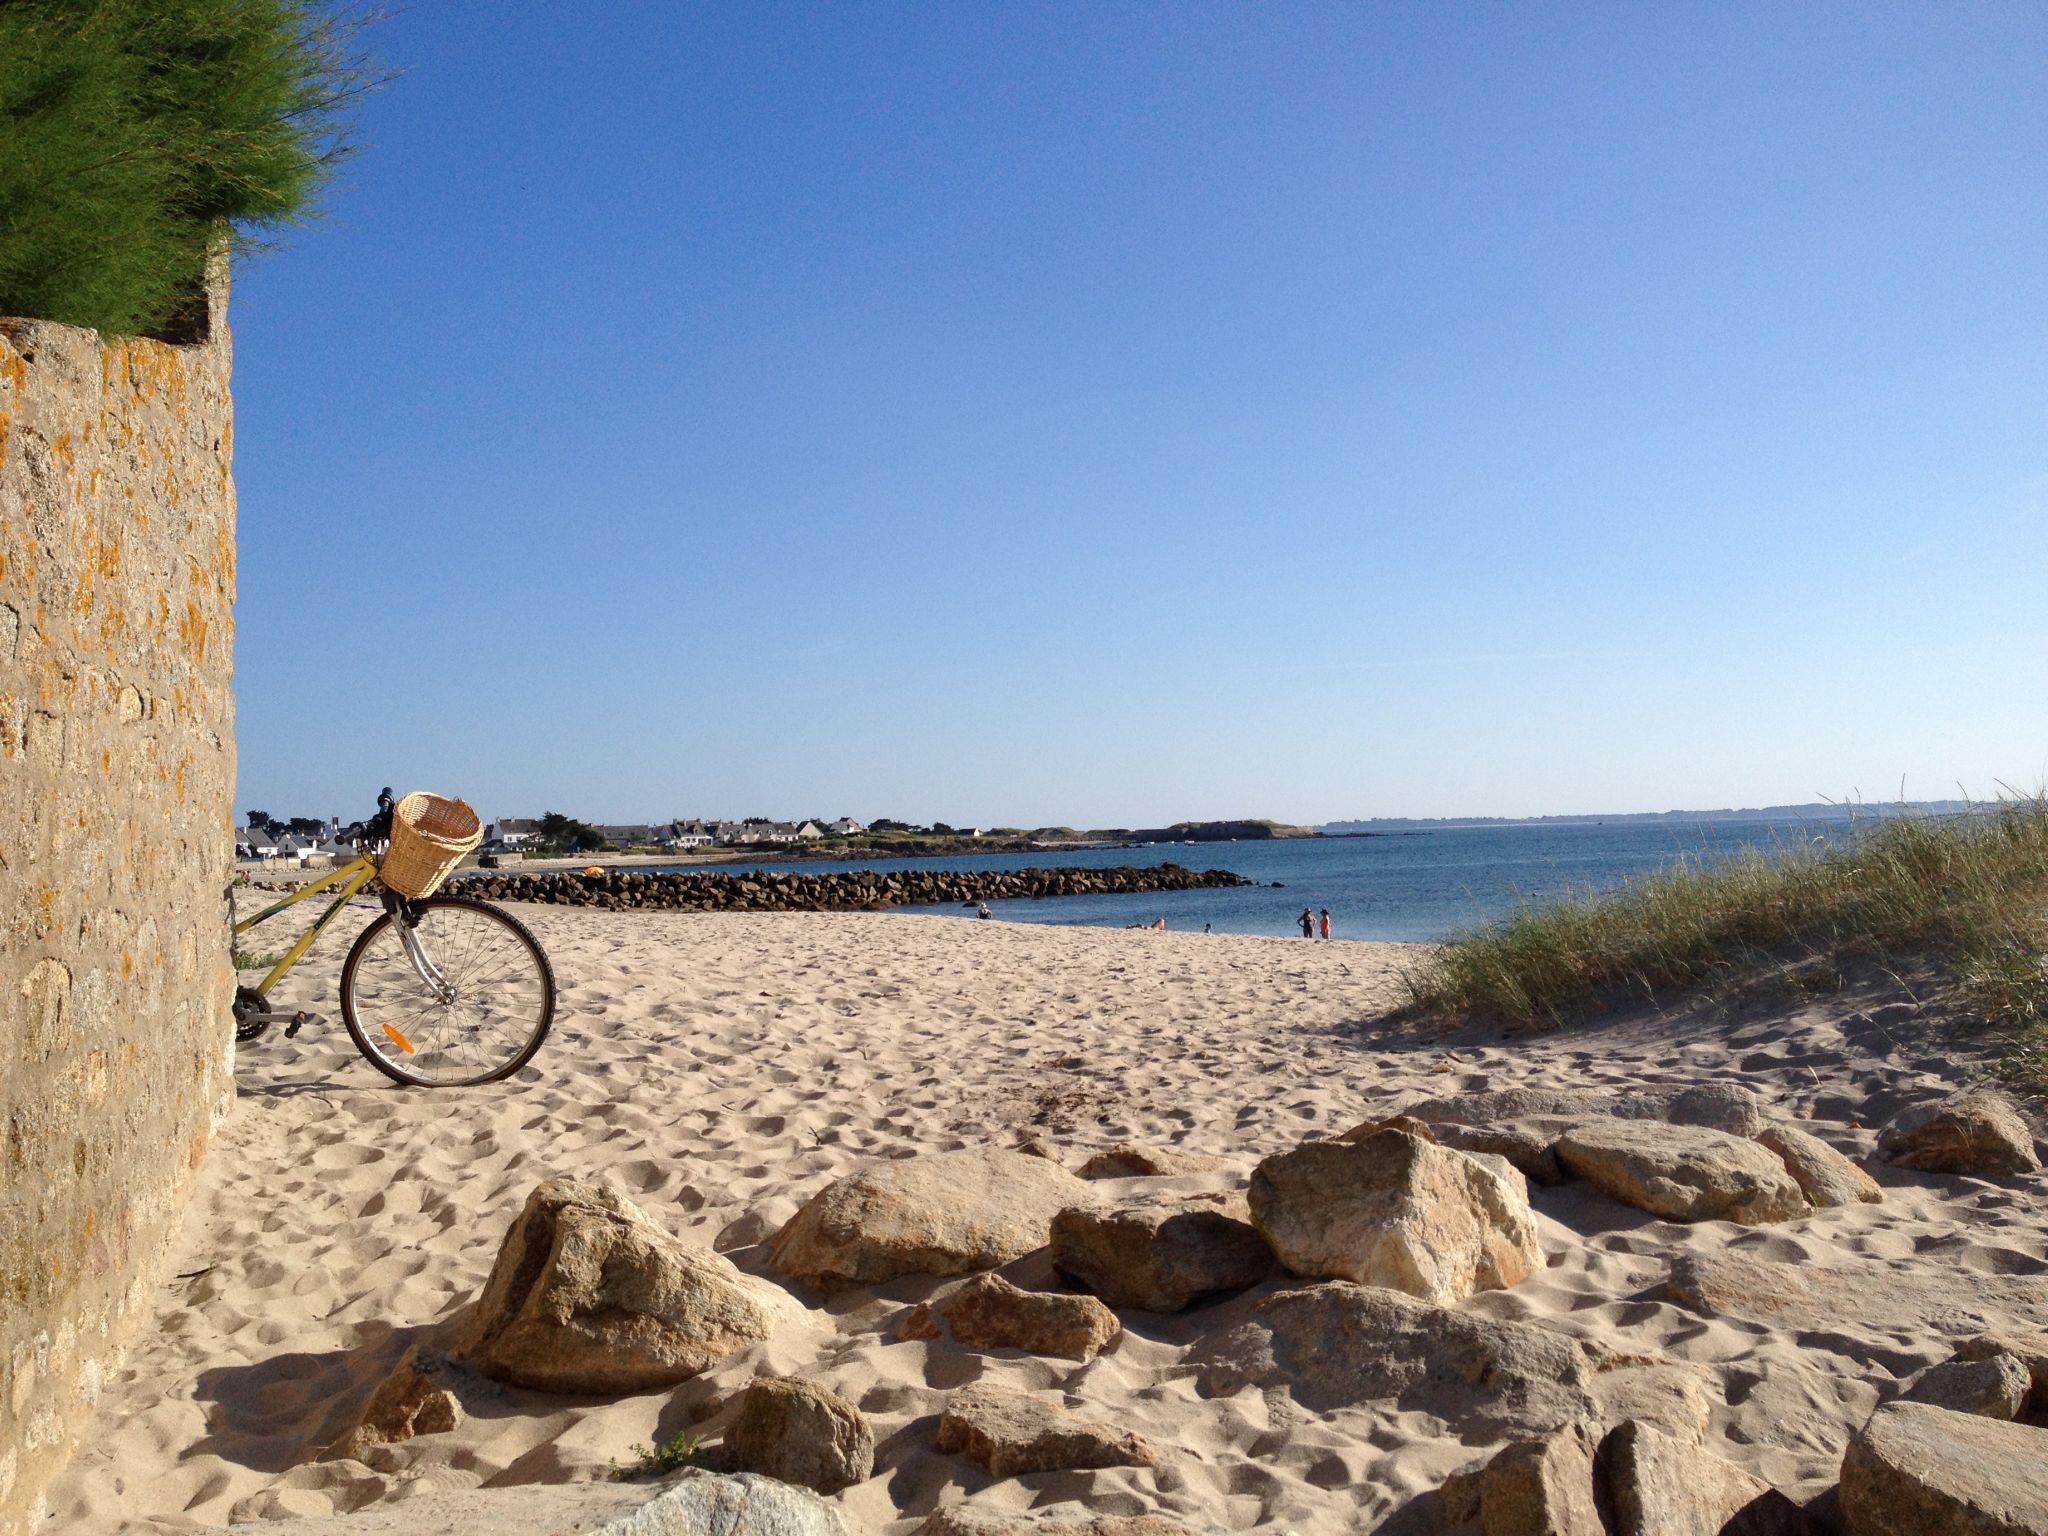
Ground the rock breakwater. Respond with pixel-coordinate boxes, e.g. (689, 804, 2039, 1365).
(444, 863, 1253, 913)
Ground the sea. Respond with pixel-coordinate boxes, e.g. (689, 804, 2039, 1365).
(691, 817, 1855, 943)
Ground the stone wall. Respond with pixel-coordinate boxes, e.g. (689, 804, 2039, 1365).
(0, 278, 237, 1533)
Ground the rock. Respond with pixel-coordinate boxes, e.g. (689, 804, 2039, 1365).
(1667, 1252, 2048, 1341)
(1880, 1089, 2042, 1179)
(1589, 1360, 1715, 1445)
(1050, 1192, 1273, 1312)
(934, 1384, 1155, 1477)
(1076, 1143, 1232, 1180)
(1555, 1121, 1808, 1224)
(715, 1202, 796, 1253)
(320, 1346, 473, 1462)
(1440, 1121, 1571, 1187)
(1339, 1113, 1439, 1140)
(1901, 1354, 2031, 1419)
(1839, 1401, 2048, 1535)
(1437, 1423, 1604, 1536)
(1405, 1083, 1766, 1137)
(1956, 1332, 2048, 1400)
(900, 1273, 1120, 1360)
(1341, 1114, 1574, 1186)
(722, 1377, 874, 1495)
(453, 1178, 785, 1393)
(1246, 1130, 1542, 1303)
(1605, 1419, 1816, 1535)
(219, 1469, 851, 1535)
(612, 1469, 851, 1536)
(1756, 1125, 1883, 1208)
(771, 1148, 1095, 1291)
(917, 1509, 1196, 1536)
(1192, 1281, 1598, 1434)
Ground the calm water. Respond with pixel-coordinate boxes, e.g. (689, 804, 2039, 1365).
(677, 818, 1848, 942)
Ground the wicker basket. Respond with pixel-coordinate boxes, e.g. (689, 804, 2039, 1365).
(379, 791, 483, 899)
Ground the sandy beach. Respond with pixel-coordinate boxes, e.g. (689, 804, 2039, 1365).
(41, 905, 2047, 1533)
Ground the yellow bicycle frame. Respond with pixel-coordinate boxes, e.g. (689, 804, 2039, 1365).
(233, 854, 380, 995)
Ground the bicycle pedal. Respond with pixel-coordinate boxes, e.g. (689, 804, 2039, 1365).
(284, 1014, 308, 1038)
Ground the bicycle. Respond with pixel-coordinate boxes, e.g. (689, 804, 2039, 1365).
(231, 788, 557, 1087)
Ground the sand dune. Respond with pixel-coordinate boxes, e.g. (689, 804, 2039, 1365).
(40, 907, 2046, 1532)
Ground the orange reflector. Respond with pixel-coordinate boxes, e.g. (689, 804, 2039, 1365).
(381, 1024, 417, 1055)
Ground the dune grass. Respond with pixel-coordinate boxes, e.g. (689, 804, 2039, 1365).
(1406, 799, 2048, 1090)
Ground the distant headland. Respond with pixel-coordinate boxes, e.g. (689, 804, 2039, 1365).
(1317, 799, 1977, 834)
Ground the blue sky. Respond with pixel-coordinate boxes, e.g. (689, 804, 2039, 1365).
(230, 2, 2047, 828)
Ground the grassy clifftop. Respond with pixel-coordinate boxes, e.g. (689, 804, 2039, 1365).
(1120, 819, 1317, 842)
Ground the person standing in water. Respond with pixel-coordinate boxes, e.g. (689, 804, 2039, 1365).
(1298, 908, 1315, 938)
(1318, 908, 1332, 940)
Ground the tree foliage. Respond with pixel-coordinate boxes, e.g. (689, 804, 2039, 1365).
(535, 812, 607, 855)
(0, 0, 380, 336)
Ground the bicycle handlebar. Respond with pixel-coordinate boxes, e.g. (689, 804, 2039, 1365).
(340, 787, 397, 848)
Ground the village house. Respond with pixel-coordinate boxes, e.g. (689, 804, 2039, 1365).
(708, 820, 824, 845)
(712, 821, 772, 845)
(475, 815, 832, 851)
(595, 824, 664, 848)
(234, 827, 278, 860)
(272, 833, 321, 866)
(488, 817, 541, 849)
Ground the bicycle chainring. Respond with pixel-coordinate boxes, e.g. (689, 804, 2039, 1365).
(233, 984, 272, 1042)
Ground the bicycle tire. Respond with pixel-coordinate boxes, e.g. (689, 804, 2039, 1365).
(339, 895, 556, 1087)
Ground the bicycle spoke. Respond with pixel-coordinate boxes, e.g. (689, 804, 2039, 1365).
(341, 898, 554, 1086)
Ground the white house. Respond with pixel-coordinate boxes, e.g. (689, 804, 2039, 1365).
(490, 818, 540, 848)
(235, 827, 279, 860)
(274, 833, 318, 865)
(828, 818, 864, 835)
(715, 821, 809, 845)
(663, 820, 714, 848)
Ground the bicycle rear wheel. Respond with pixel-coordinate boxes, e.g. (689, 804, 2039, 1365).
(340, 896, 555, 1086)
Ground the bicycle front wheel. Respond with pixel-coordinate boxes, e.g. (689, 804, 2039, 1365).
(340, 896, 556, 1087)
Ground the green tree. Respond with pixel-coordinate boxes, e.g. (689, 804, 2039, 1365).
(535, 812, 606, 855)
(0, 0, 382, 336)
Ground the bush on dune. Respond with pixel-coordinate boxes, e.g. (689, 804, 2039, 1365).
(1408, 797, 2048, 1089)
